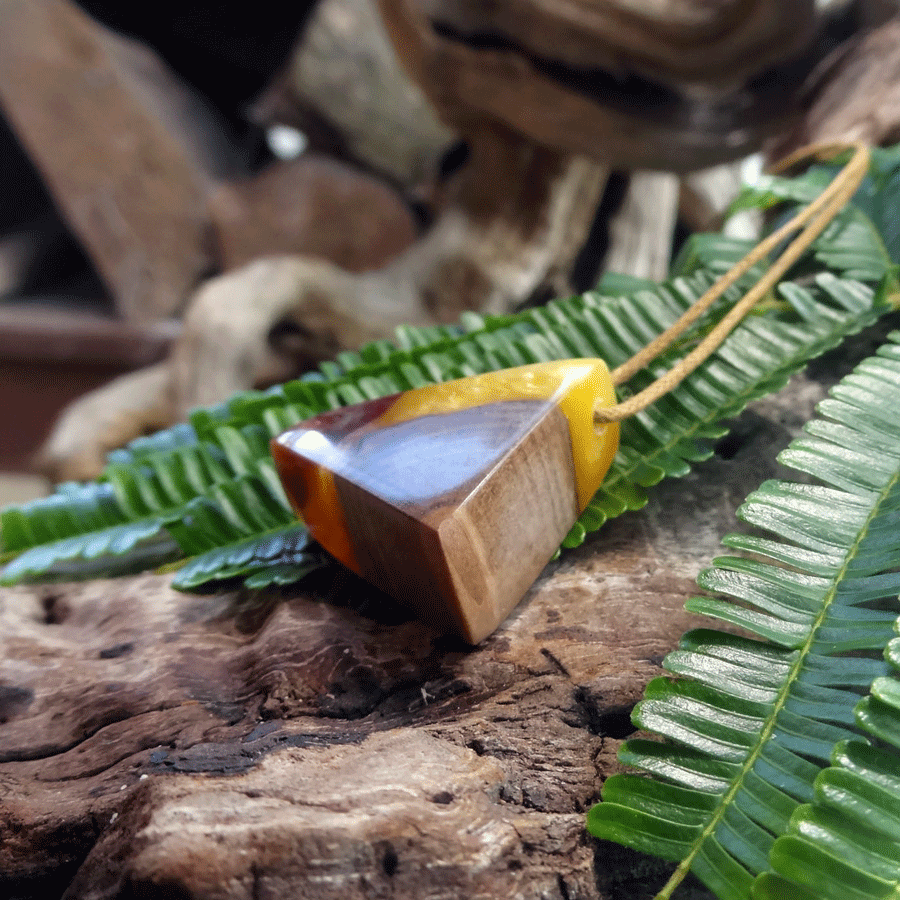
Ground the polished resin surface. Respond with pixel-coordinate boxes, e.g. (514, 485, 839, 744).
(271, 360, 618, 641)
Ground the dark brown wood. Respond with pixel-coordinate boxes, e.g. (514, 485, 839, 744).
(0, 0, 232, 321)
(769, 17, 900, 157)
(417, 0, 817, 88)
(0, 366, 834, 899)
(0, 305, 176, 367)
(377, 0, 819, 172)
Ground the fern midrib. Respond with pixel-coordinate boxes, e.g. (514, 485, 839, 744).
(655, 466, 900, 900)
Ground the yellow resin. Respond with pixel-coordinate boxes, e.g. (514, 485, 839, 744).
(377, 359, 619, 510)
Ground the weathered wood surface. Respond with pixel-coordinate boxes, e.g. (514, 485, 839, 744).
(377, 0, 820, 172)
(283, 0, 456, 187)
(208, 154, 418, 275)
(771, 16, 900, 156)
(0, 366, 842, 900)
(413, 0, 818, 87)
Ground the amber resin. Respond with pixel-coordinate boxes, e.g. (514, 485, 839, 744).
(272, 360, 618, 643)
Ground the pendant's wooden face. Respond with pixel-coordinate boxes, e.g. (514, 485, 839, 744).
(272, 360, 619, 643)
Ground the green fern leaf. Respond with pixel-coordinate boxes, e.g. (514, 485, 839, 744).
(729, 146, 900, 285)
(575, 272, 894, 548)
(0, 519, 177, 583)
(2, 150, 899, 588)
(752, 637, 900, 900)
(588, 330, 900, 900)
(170, 522, 321, 590)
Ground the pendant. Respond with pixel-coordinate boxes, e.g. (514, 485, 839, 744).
(271, 360, 619, 643)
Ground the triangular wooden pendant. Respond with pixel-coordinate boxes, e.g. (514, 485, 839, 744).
(272, 360, 618, 643)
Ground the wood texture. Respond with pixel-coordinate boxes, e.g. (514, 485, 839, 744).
(377, 0, 818, 171)
(275, 398, 580, 643)
(0, 365, 842, 900)
(0, 0, 229, 321)
(286, 0, 456, 186)
(770, 17, 900, 155)
(418, 0, 817, 87)
(604, 171, 680, 282)
(208, 155, 419, 274)
(34, 128, 610, 483)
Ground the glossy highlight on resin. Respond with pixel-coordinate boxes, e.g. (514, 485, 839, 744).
(271, 360, 619, 643)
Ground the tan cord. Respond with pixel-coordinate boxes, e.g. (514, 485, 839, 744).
(594, 142, 871, 425)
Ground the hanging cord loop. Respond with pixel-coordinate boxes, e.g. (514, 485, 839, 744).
(594, 142, 871, 425)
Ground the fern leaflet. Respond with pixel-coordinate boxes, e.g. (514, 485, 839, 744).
(2, 149, 900, 590)
(588, 330, 900, 899)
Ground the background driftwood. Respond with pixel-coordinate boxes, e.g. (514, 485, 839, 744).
(10, 1, 900, 484)
(3, 343, 879, 900)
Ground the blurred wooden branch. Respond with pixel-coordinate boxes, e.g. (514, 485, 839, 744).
(0, 0, 227, 321)
(770, 15, 900, 155)
(1, 376, 816, 897)
(1, 0, 895, 483)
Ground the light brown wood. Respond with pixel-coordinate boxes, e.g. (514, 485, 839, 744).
(339, 400, 580, 643)
(604, 171, 680, 282)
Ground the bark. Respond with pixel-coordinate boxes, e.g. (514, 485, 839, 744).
(418, 0, 817, 88)
(0, 371, 831, 900)
(770, 16, 900, 155)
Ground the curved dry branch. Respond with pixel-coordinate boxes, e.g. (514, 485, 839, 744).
(379, 0, 822, 170)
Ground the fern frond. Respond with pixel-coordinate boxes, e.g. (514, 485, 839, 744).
(588, 330, 900, 900)
(169, 521, 321, 591)
(2, 150, 899, 588)
(752, 636, 900, 900)
(570, 273, 893, 549)
(729, 146, 900, 285)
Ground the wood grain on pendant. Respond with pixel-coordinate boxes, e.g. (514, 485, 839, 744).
(275, 400, 578, 643)
(272, 360, 618, 644)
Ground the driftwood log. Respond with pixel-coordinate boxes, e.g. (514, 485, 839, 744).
(1, 362, 853, 900)
(377, 0, 817, 173)
(20, 0, 884, 481)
